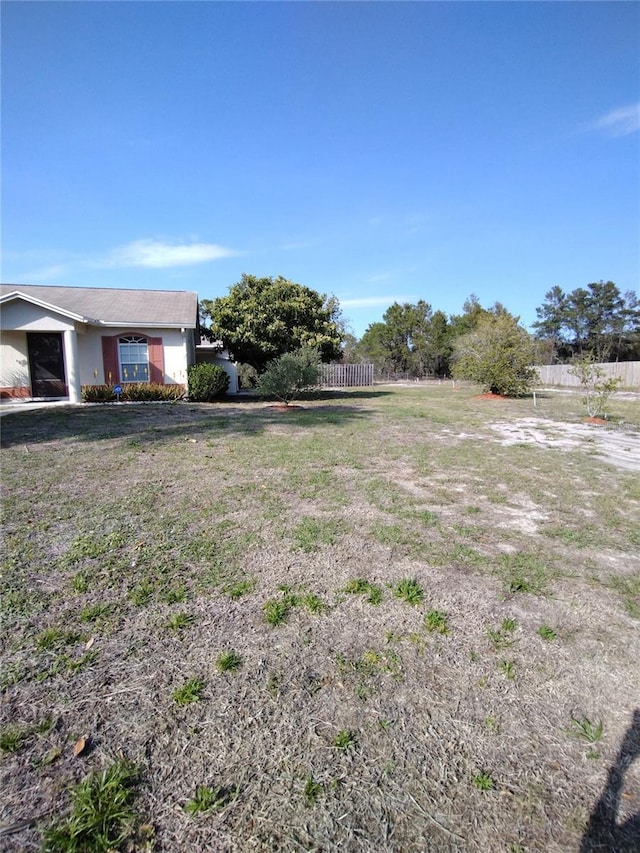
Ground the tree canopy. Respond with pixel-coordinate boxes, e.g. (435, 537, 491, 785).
(353, 300, 453, 377)
(452, 311, 537, 397)
(533, 282, 640, 362)
(200, 275, 343, 373)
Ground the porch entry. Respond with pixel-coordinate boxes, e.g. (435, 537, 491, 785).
(27, 332, 67, 398)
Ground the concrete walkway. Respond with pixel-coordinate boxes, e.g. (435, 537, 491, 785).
(0, 400, 81, 417)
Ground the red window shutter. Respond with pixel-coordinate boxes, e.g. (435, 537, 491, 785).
(148, 337, 164, 384)
(101, 336, 120, 384)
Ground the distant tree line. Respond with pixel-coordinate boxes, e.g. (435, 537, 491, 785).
(199, 276, 639, 396)
(532, 281, 639, 363)
(344, 282, 639, 376)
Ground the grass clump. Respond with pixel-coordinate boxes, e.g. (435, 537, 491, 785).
(216, 651, 243, 673)
(303, 775, 324, 806)
(498, 660, 516, 680)
(302, 592, 329, 614)
(263, 598, 290, 627)
(343, 578, 383, 605)
(424, 609, 449, 634)
(393, 577, 424, 605)
(167, 612, 195, 632)
(263, 586, 303, 626)
(223, 578, 255, 599)
(37, 627, 81, 651)
(566, 715, 603, 743)
(41, 759, 142, 853)
(184, 784, 238, 815)
(172, 677, 205, 706)
(473, 771, 495, 791)
(332, 729, 356, 750)
(0, 726, 28, 754)
(537, 624, 557, 641)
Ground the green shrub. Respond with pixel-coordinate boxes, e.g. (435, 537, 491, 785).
(81, 383, 184, 403)
(82, 385, 117, 403)
(123, 383, 184, 401)
(187, 364, 230, 402)
(256, 347, 319, 405)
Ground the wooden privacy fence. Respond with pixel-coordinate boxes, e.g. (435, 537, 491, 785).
(317, 363, 375, 388)
(535, 361, 640, 389)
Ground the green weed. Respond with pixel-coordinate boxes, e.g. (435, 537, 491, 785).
(223, 578, 255, 599)
(79, 603, 113, 623)
(302, 592, 329, 614)
(487, 619, 517, 651)
(167, 612, 195, 632)
(566, 715, 603, 743)
(172, 677, 205, 706)
(499, 660, 516, 680)
(128, 581, 155, 607)
(0, 726, 27, 753)
(537, 624, 557, 641)
(37, 627, 80, 651)
(41, 759, 142, 853)
(343, 578, 383, 605)
(333, 729, 356, 749)
(424, 609, 449, 634)
(71, 572, 89, 594)
(393, 577, 424, 605)
(216, 651, 243, 673)
(473, 772, 495, 791)
(185, 784, 238, 814)
(303, 775, 323, 806)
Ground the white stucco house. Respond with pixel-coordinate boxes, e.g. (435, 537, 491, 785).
(0, 284, 238, 402)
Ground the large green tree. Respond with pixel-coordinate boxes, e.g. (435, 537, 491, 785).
(533, 282, 639, 362)
(200, 275, 343, 373)
(452, 311, 537, 397)
(354, 300, 453, 377)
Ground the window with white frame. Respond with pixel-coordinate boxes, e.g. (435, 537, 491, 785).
(118, 336, 149, 383)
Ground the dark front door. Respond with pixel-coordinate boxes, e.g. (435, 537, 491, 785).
(27, 333, 67, 398)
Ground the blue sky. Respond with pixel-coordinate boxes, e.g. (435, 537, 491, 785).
(2, 1, 638, 338)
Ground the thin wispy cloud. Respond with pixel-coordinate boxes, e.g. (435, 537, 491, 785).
(102, 239, 238, 269)
(14, 264, 69, 283)
(592, 103, 640, 137)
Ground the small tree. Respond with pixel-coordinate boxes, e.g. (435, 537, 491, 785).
(256, 347, 319, 405)
(452, 312, 538, 397)
(567, 356, 622, 419)
(187, 363, 229, 402)
(200, 275, 343, 373)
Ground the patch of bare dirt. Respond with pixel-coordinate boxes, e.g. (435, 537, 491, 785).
(490, 417, 640, 472)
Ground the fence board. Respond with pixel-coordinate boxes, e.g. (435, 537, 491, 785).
(534, 361, 640, 389)
(317, 363, 375, 388)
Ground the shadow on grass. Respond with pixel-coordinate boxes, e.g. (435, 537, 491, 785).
(0, 398, 378, 449)
(580, 708, 640, 853)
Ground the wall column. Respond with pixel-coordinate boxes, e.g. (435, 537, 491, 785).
(63, 329, 82, 403)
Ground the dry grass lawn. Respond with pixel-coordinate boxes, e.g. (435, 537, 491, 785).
(1, 385, 639, 852)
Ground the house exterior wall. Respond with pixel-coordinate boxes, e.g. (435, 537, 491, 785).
(80, 327, 188, 385)
(0, 331, 30, 396)
(1, 300, 75, 332)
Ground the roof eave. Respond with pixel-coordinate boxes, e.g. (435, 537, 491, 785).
(95, 321, 197, 329)
(0, 291, 90, 323)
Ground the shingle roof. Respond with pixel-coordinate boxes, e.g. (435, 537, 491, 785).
(0, 284, 198, 328)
